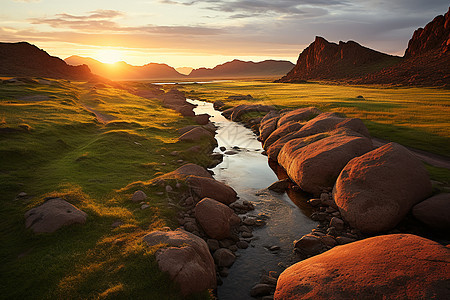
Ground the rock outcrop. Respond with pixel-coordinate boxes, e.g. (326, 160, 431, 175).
(276, 37, 401, 83)
(275, 234, 450, 300)
(333, 142, 432, 233)
(25, 198, 87, 233)
(143, 229, 216, 296)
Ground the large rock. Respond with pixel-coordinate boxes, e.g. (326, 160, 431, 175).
(279, 131, 373, 195)
(277, 107, 321, 127)
(195, 198, 240, 240)
(275, 234, 450, 300)
(412, 193, 450, 231)
(186, 175, 237, 205)
(333, 142, 432, 233)
(259, 115, 279, 142)
(174, 163, 213, 179)
(230, 104, 275, 122)
(143, 229, 216, 296)
(178, 127, 215, 143)
(195, 114, 210, 125)
(263, 121, 304, 150)
(213, 248, 236, 267)
(25, 198, 87, 233)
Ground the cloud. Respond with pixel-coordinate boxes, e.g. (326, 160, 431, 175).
(13, 0, 40, 2)
(30, 10, 223, 35)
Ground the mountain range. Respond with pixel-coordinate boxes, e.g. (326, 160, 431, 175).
(278, 7, 449, 87)
(64, 56, 295, 80)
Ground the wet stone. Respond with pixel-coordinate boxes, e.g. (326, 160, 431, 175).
(243, 217, 256, 226)
(229, 245, 238, 252)
(260, 274, 278, 286)
(236, 241, 249, 249)
(336, 236, 356, 245)
(239, 225, 252, 233)
(241, 231, 253, 238)
(308, 198, 321, 207)
(207, 239, 220, 252)
(269, 245, 280, 251)
(250, 284, 275, 297)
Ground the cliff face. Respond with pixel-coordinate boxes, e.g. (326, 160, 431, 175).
(405, 7, 450, 58)
(358, 7, 450, 87)
(0, 42, 93, 79)
(277, 37, 401, 83)
(188, 59, 295, 78)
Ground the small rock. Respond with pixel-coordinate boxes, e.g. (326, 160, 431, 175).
(184, 222, 199, 233)
(255, 219, 266, 226)
(131, 190, 147, 202)
(111, 220, 123, 228)
(17, 192, 28, 198)
(219, 268, 229, 277)
(268, 179, 291, 193)
(219, 146, 226, 151)
(308, 198, 321, 207)
(242, 232, 253, 238)
(243, 217, 256, 226)
(170, 151, 179, 156)
(336, 236, 356, 245)
(177, 159, 184, 163)
(250, 283, 275, 297)
(184, 197, 194, 206)
(207, 239, 220, 252)
(269, 245, 280, 251)
(224, 150, 238, 155)
(320, 235, 337, 247)
(236, 241, 249, 249)
(214, 248, 236, 267)
(329, 217, 345, 231)
(327, 227, 337, 236)
(165, 185, 173, 192)
(239, 225, 252, 233)
(219, 239, 235, 248)
(229, 245, 238, 252)
(140, 204, 150, 210)
(260, 274, 278, 286)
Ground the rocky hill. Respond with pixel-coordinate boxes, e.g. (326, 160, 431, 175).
(0, 42, 93, 79)
(65, 56, 186, 80)
(357, 7, 450, 87)
(276, 37, 401, 83)
(188, 59, 295, 79)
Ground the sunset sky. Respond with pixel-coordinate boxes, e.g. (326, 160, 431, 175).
(1, 0, 448, 68)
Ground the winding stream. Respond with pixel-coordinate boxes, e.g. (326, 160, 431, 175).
(188, 99, 317, 299)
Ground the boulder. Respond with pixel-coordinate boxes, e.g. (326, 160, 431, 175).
(267, 179, 291, 193)
(25, 198, 87, 233)
(173, 163, 213, 179)
(293, 234, 325, 256)
(279, 131, 373, 196)
(178, 127, 215, 142)
(213, 100, 225, 110)
(275, 234, 450, 300)
(259, 116, 280, 142)
(263, 121, 304, 150)
(412, 193, 450, 231)
(195, 198, 240, 240)
(131, 190, 147, 202)
(143, 229, 216, 296)
(195, 113, 210, 125)
(213, 248, 236, 267)
(186, 176, 237, 205)
(333, 142, 432, 234)
(277, 107, 322, 127)
(230, 104, 275, 122)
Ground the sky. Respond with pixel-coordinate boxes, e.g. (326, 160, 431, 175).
(0, 0, 448, 68)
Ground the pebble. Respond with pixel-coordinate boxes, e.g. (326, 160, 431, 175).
(329, 217, 344, 231)
(250, 284, 275, 297)
(239, 225, 252, 233)
(165, 185, 173, 192)
(140, 204, 150, 210)
(243, 217, 256, 226)
(219, 146, 226, 151)
(241, 231, 253, 238)
(260, 274, 278, 286)
(236, 241, 249, 249)
(229, 245, 238, 252)
(185, 197, 194, 206)
(219, 268, 229, 277)
(269, 245, 280, 251)
(17, 192, 28, 197)
(308, 198, 321, 206)
(207, 239, 220, 252)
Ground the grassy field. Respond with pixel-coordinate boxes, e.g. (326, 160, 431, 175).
(183, 80, 450, 158)
(0, 78, 213, 299)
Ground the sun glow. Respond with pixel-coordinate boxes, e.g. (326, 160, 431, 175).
(94, 49, 125, 64)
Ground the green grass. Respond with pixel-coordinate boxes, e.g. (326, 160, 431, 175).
(0, 78, 213, 299)
(182, 80, 450, 157)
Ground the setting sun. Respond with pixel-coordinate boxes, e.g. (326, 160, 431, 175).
(94, 49, 125, 64)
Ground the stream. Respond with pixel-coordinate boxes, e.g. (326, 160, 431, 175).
(188, 99, 318, 299)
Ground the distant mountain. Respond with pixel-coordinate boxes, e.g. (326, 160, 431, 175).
(0, 42, 93, 79)
(65, 56, 186, 80)
(357, 7, 450, 87)
(188, 59, 295, 79)
(176, 67, 194, 76)
(276, 37, 401, 83)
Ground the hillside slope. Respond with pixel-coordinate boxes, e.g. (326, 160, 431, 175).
(0, 42, 93, 79)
